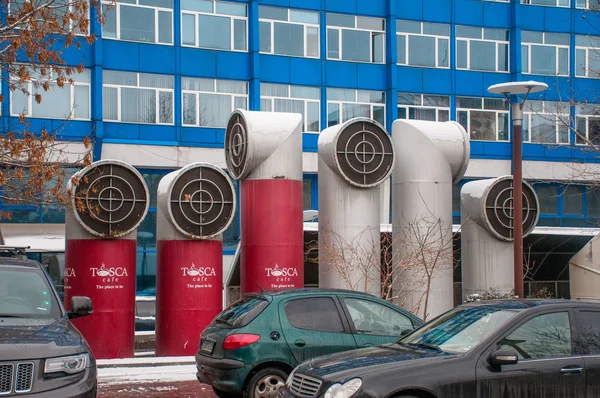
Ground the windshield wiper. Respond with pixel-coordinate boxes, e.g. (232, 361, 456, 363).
(406, 342, 443, 352)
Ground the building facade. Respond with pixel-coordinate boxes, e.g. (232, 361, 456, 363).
(4, 0, 600, 301)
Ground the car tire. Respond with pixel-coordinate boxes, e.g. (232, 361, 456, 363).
(213, 387, 242, 398)
(244, 367, 288, 398)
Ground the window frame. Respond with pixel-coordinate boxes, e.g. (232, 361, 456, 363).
(101, 0, 174, 45)
(260, 83, 321, 133)
(181, 0, 248, 52)
(10, 67, 92, 121)
(326, 13, 386, 64)
(575, 104, 600, 146)
(341, 296, 415, 336)
(456, 96, 510, 142)
(520, 0, 570, 7)
(456, 26, 510, 73)
(522, 100, 571, 145)
(327, 88, 386, 127)
(575, 35, 600, 79)
(283, 296, 348, 334)
(396, 20, 450, 69)
(181, 77, 248, 128)
(397, 93, 450, 122)
(258, 6, 320, 59)
(521, 31, 570, 76)
(102, 71, 175, 125)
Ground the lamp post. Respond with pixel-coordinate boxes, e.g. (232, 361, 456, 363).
(487, 81, 548, 298)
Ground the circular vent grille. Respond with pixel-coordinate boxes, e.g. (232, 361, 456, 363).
(72, 161, 149, 238)
(225, 111, 248, 179)
(335, 120, 394, 187)
(168, 165, 236, 238)
(484, 177, 539, 241)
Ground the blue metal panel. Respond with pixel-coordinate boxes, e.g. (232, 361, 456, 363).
(325, 0, 356, 14)
(260, 0, 290, 6)
(469, 141, 485, 157)
(396, 0, 423, 21)
(216, 129, 226, 145)
(180, 48, 217, 77)
(216, 52, 252, 80)
(260, 55, 291, 83)
(303, 133, 319, 152)
(483, 142, 511, 158)
(543, 145, 573, 161)
(180, 127, 218, 144)
(544, 7, 572, 33)
(519, 6, 545, 31)
(455, 71, 484, 96)
(574, 9, 600, 34)
(356, 64, 387, 90)
(325, 61, 358, 87)
(422, 69, 452, 94)
(396, 67, 423, 92)
(103, 123, 140, 140)
(426, 0, 452, 24)
(356, 0, 386, 17)
(454, 0, 483, 26)
(290, 58, 323, 86)
(103, 40, 140, 71)
(482, 1, 511, 28)
(522, 143, 546, 159)
(139, 45, 177, 74)
(290, 0, 320, 11)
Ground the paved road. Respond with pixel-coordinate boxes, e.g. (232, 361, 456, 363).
(99, 381, 217, 397)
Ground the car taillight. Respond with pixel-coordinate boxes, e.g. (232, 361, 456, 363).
(222, 334, 261, 350)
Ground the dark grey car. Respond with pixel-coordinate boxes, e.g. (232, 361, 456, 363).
(0, 255, 97, 397)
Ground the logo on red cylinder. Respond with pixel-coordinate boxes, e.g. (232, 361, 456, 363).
(181, 263, 216, 289)
(265, 264, 298, 289)
(89, 263, 128, 288)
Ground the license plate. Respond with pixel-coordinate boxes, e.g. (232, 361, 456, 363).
(201, 339, 215, 354)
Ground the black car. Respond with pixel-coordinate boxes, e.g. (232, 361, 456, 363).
(280, 299, 600, 398)
(0, 254, 97, 397)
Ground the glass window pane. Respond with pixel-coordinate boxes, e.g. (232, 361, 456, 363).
(307, 26, 319, 58)
(260, 5, 287, 21)
(522, 45, 529, 73)
(284, 297, 345, 333)
(589, 48, 600, 77)
(104, 70, 137, 86)
(303, 178, 313, 210)
(290, 86, 320, 100)
(181, 0, 212, 12)
(424, 95, 449, 107)
(139, 0, 172, 8)
(373, 105, 384, 126)
(423, 22, 450, 36)
(559, 47, 569, 75)
(457, 97, 482, 109)
(456, 25, 481, 39)
(546, 32, 570, 45)
(120, 5, 156, 43)
(344, 298, 413, 335)
(457, 40, 467, 69)
(74, 85, 90, 119)
(290, 9, 319, 24)
(216, 1, 246, 17)
(274, 98, 305, 129)
(357, 16, 384, 31)
(576, 48, 587, 77)
(458, 110, 468, 132)
(198, 14, 231, 50)
(103, 4, 117, 38)
(498, 113, 509, 141)
(198, 93, 232, 127)
(328, 102, 340, 127)
(234, 96, 247, 110)
(217, 80, 247, 94)
(590, 117, 600, 145)
(260, 21, 272, 52)
(469, 111, 497, 141)
(327, 13, 355, 28)
(327, 29, 340, 59)
(410, 107, 436, 121)
(261, 98, 272, 111)
(397, 35, 406, 64)
(357, 90, 384, 103)
(102, 87, 118, 120)
(158, 11, 172, 44)
(140, 73, 173, 89)
(343, 103, 370, 121)
(398, 107, 407, 119)
(438, 38, 449, 67)
(576, 116, 587, 144)
(32, 84, 71, 118)
(159, 91, 173, 123)
(234, 19, 247, 51)
(342, 29, 370, 62)
(398, 92, 420, 105)
(577, 311, 600, 355)
(307, 101, 320, 132)
(498, 43, 509, 72)
(261, 83, 288, 97)
(182, 13, 196, 45)
(522, 30, 544, 43)
(537, 185, 558, 214)
(531, 45, 557, 75)
(121, 88, 156, 123)
(409, 35, 435, 67)
(564, 186, 584, 215)
(183, 93, 197, 125)
(396, 19, 421, 34)
(438, 109, 450, 122)
(372, 32, 384, 63)
(530, 114, 556, 143)
(328, 88, 355, 101)
(587, 190, 600, 218)
(484, 28, 509, 41)
(470, 40, 496, 71)
(11, 89, 28, 115)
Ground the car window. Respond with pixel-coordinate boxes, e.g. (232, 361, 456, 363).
(284, 297, 345, 333)
(576, 310, 600, 355)
(211, 296, 269, 328)
(0, 267, 61, 318)
(499, 312, 572, 360)
(344, 297, 413, 336)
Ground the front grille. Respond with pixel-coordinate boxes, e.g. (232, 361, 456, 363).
(290, 373, 322, 398)
(0, 363, 34, 395)
(15, 363, 33, 393)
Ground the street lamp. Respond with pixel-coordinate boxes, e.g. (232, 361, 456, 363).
(487, 81, 548, 298)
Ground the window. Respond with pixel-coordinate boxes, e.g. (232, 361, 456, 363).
(396, 20, 450, 68)
(103, 70, 174, 124)
(182, 0, 247, 51)
(564, 186, 584, 215)
(522, 31, 569, 76)
(575, 104, 600, 145)
(576, 35, 600, 78)
(10, 0, 89, 35)
(260, 83, 320, 133)
(284, 297, 345, 333)
(521, 0, 570, 6)
(578, 311, 600, 355)
(102, 0, 173, 44)
(327, 13, 385, 63)
(456, 26, 509, 72)
(11, 68, 91, 120)
(182, 78, 247, 128)
(344, 298, 414, 336)
(212, 297, 270, 328)
(523, 101, 570, 144)
(576, 0, 600, 9)
(500, 312, 572, 360)
(536, 185, 559, 214)
(397, 93, 450, 122)
(327, 88, 385, 127)
(588, 189, 600, 218)
(259, 6, 319, 58)
(303, 177, 314, 210)
(457, 97, 509, 141)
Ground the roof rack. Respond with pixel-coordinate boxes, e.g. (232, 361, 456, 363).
(0, 246, 30, 257)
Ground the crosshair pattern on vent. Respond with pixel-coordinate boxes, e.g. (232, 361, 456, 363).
(484, 178, 539, 241)
(169, 166, 235, 237)
(225, 112, 248, 179)
(72, 163, 149, 237)
(335, 120, 394, 187)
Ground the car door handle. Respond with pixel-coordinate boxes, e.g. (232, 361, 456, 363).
(560, 366, 583, 375)
(294, 339, 306, 348)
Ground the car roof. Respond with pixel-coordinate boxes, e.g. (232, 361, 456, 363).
(460, 298, 600, 310)
(0, 257, 43, 269)
(249, 288, 379, 298)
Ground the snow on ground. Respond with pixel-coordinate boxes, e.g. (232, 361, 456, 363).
(98, 364, 198, 386)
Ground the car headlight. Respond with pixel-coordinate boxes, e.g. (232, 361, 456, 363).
(285, 369, 296, 388)
(44, 353, 89, 374)
(324, 378, 362, 398)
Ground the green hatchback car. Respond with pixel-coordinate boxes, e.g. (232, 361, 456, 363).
(195, 288, 423, 398)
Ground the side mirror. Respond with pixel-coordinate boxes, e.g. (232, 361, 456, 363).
(68, 296, 93, 319)
(488, 349, 519, 366)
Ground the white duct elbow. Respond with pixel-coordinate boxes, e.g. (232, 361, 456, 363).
(224, 109, 303, 181)
(156, 163, 237, 241)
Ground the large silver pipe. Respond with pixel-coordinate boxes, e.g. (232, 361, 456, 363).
(318, 118, 395, 296)
(570, 235, 600, 302)
(392, 120, 469, 320)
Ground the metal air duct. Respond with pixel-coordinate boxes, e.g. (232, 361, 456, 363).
(570, 235, 600, 302)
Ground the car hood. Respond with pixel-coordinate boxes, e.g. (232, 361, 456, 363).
(0, 317, 84, 360)
(297, 343, 455, 380)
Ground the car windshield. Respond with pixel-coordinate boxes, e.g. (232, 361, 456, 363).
(0, 267, 61, 319)
(399, 306, 520, 354)
(211, 296, 269, 328)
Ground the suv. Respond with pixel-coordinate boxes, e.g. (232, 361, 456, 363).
(195, 288, 423, 398)
(0, 249, 97, 397)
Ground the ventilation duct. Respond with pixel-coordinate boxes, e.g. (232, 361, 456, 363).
(156, 163, 236, 356)
(64, 160, 150, 359)
(570, 235, 600, 302)
(318, 118, 394, 296)
(392, 120, 469, 320)
(461, 176, 539, 299)
(225, 110, 304, 293)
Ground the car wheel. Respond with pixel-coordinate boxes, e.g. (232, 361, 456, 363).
(213, 387, 242, 398)
(245, 367, 288, 398)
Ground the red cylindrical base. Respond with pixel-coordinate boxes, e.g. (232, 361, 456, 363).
(241, 179, 304, 293)
(155, 240, 223, 356)
(64, 239, 137, 359)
